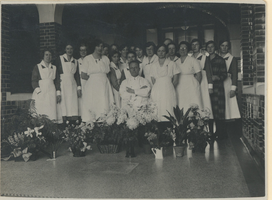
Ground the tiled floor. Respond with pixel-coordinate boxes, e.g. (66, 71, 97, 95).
(1, 121, 265, 199)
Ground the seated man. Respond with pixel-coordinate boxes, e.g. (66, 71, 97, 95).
(119, 60, 151, 112)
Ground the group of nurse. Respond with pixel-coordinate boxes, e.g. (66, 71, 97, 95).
(31, 37, 240, 139)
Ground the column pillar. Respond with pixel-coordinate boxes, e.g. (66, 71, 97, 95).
(36, 4, 64, 59)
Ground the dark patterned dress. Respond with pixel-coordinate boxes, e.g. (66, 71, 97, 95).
(209, 54, 228, 120)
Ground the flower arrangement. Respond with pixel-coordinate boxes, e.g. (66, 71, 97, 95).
(1, 107, 64, 161)
(2, 125, 46, 162)
(63, 122, 92, 157)
(186, 106, 212, 152)
(164, 104, 212, 152)
(163, 105, 193, 146)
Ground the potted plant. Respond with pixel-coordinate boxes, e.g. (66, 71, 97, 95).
(2, 125, 46, 162)
(63, 122, 92, 157)
(90, 105, 124, 154)
(186, 106, 212, 153)
(163, 105, 193, 157)
(1, 108, 58, 161)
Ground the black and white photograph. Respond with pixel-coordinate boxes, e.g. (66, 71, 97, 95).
(1, 1, 267, 199)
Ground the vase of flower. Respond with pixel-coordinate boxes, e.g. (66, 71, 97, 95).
(125, 140, 136, 158)
(193, 141, 207, 153)
(72, 148, 86, 157)
(143, 144, 152, 154)
(173, 145, 186, 157)
(151, 147, 163, 159)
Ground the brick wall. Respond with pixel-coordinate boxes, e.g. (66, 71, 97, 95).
(241, 94, 265, 166)
(253, 5, 265, 83)
(240, 4, 254, 86)
(1, 5, 18, 120)
(240, 4, 265, 86)
(39, 22, 62, 60)
(240, 4, 265, 167)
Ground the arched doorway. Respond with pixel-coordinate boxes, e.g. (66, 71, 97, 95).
(8, 4, 39, 94)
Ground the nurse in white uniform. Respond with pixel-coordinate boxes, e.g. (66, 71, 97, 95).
(55, 44, 82, 124)
(218, 40, 241, 120)
(77, 44, 88, 118)
(176, 41, 203, 112)
(81, 39, 114, 122)
(109, 50, 122, 108)
(31, 49, 62, 123)
(142, 42, 159, 86)
(190, 39, 213, 118)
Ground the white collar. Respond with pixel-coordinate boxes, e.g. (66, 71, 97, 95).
(128, 75, 140, 81)
(40, 60, 52, 69)
(220, 52, 231, 59)
(63, 53, 74, 62)
(111, 62, 119, 70)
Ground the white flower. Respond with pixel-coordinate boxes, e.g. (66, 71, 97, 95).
(24, 128, 34, 138)
(126, 117, 139, 130)
(190, 103, 199, 110)
(106, 116, 116, 126)
(34, 125, 44, 137)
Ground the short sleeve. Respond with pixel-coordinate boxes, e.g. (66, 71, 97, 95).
(170, 61, 181, 76)
(192, 58, 201, 73)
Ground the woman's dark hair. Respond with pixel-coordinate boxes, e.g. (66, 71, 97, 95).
(167, 42, 177, 52)
(103, 43, 109, 49)
(119, 44, 128, 52)
(135, 44, 143, 51)
(191, 39, 202, 48)
(90, 39, 103, 53)
(144, 42, 156, 56)
(178, 41, 191, 51)
(40, 48, 53, 60)
(156, 44, 168, 54)
(205, 40, 216, 50)
(129, 60, 140, 68)
(164, 38, 173, 44)
(219, 39, 231, 50)
(110, 43, 119, 51)
(109, 50, 120, 61)
(126, 50, 136, 59)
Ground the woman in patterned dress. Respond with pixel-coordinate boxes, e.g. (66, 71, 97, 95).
(109, 50, 122, 108)
(206, 41, 228, 139)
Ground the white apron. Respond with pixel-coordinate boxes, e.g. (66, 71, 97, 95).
(78, 58, 86, 116)
(32, 63, 61, 122)
(195, 54, 213, 119)
(223, 54, 241, 119)
(60, 55, 78, 117)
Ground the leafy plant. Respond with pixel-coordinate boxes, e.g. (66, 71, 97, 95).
(163, 105, 193, 146)
(63, 123, 92, 153)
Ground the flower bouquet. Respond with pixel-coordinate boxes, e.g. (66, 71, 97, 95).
(63, 122, 92, 157)
(163, 105, 201, 157)
(2, 125, 46, 162)
(90, 105, 124, 153)
(186, 106, 212, 152)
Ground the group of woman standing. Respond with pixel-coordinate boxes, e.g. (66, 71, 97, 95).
(31, 38, 240, 139)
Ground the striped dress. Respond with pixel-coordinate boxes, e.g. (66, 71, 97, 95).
(209, 54, 228, 120)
